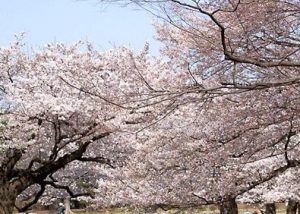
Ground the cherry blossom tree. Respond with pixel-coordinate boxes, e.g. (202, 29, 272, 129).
(0, 39, 165, 213)
(81, 0, 300, 212)
(2, 0, 300, 213)
(85, 85, 299, 212)
(86, 1, 300, 206)
(108, 1, 300, 212)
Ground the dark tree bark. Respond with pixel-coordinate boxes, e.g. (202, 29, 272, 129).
(287, 199, 298, 214)
(220, 197, 238, 214)
(0, 130, 110, 214)
(0, 149, 25, 214)
(0, 185, 17, 214)
(265, 203, 276, 214)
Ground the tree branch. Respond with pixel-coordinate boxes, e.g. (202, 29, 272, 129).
(16, 183, 46, 212)
(78, 156, 115, 168)
(0, 148, 23, 181)
(44, 180, 94, 198)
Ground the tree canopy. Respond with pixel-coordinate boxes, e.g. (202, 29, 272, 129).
(1, 0, 300, 213)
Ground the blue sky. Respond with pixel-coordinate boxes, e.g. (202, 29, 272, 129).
(0, 0, 161, 54)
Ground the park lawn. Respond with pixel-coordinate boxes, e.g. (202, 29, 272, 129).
(31, 203, 287, 214)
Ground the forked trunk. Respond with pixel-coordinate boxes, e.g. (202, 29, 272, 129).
(287, 199, 298, 214)
(220, 197, 238, 214)
(0, 185, 17, 214)
(265, 203, 276, 214)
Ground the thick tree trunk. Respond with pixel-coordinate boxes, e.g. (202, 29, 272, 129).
(220, 198, 238, 214)
(265, 203, 276, 214)
(0, 185, 17, 214)
(287, 199, 298, 214)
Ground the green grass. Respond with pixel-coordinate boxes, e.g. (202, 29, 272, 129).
(34, 203, 288, 214)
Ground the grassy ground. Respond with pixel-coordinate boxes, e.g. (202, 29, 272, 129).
(29, 203, 287, 214)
